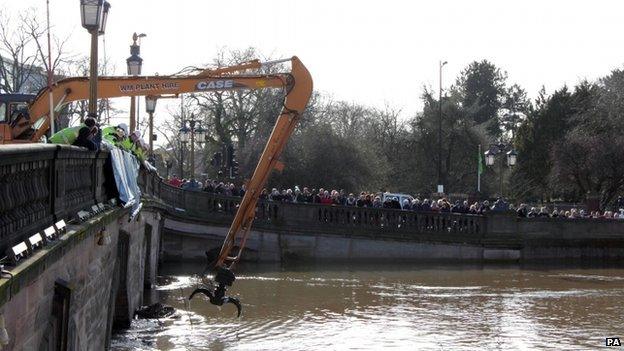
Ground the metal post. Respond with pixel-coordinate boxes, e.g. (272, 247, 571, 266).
(102, 34, 109, 124)
(179, 94, 185, 179)
(87, 29, 99, 121)
(499, 155, 504, 198)
(46, 0, 55, 134)
(148, 111, 154, 155)
(179, 140, 185, 179)
(129, 96, 136, 133)
(137, 97, 141, 129)
(127, 33, 144, 132)
(189, 120, 196, 180)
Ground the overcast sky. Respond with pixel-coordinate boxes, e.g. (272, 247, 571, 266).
(4, 0, 624, 126)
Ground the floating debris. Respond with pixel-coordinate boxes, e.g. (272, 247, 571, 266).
(135, 303, 176, 319)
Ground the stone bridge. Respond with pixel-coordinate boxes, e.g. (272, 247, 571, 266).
(0, 144, 624, 350)
(0, 145, 162, 351)
(138, 170, 624, 263)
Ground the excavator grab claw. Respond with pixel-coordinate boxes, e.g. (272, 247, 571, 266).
(189, 267, 242, 317)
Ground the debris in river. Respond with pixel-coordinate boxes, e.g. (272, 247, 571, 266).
(134, 303, 176, 319)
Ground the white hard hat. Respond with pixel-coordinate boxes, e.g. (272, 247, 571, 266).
(117, 123, 129, 135)
(130, 130, 141, 141)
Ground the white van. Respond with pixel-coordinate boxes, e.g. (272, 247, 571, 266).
(381, 192, 414, 209)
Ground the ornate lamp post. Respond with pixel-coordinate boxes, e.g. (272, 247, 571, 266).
(145, 95, 157, 155)
(179, 115, 206, 180)
(161, 153, 173, 179)
(80, 0, 111, 121)
(165, 159, 173, 179)
(485, 142, 518, 198)
(179, 124, 189, 179)
(126, 32, 145, 132)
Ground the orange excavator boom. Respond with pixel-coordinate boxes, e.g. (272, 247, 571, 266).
(188, 57, 312, 316)
(12, 57, 310, 143)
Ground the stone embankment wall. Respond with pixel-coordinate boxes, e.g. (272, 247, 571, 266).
(162, 213, 624, 263)
(162, 218, 484, 262)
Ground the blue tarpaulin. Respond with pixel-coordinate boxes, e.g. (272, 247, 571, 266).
(109, 148, 142, 218)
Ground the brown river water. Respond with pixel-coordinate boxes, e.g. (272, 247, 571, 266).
(111, 262, 624, 350)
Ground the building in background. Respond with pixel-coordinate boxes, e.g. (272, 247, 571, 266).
(0, 55, 47, 94)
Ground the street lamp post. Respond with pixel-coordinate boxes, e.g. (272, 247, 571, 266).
(165, 157, 173, 180)
(437, 60, 448, 194)
(165, 160, 173, 179)
(145, 96, 157, 155)
(126, 32, 145, 133)
(179, 124, 189, 179)
(179, 115, 206, 180)
(195, 123, 206, 178)
(484, 142, 518, 198)
(80, 0, 111, 122)
(161, 152, 173, 179)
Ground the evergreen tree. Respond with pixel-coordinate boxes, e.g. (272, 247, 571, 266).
(512, 86, 574, 200)
(455, 60, 508, 137)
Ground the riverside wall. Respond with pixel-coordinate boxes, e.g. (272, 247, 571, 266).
(161, 213, 624, 263)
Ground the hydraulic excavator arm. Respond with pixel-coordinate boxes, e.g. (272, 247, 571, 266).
(188, 58, 312, 317)
(20, 57, 312, 317)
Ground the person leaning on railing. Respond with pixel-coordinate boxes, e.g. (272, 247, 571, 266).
(72, 118, 100, 151)
(72, 126, 97, 150)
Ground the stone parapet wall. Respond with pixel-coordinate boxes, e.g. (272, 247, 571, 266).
(0, 144, 110, 255)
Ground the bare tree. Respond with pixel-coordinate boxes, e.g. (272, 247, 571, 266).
(22, 10, 72, 81)
(57, 56, 118, 127)
(0, 10, 39, 93)
(0, 8, 72, 94)
(188, 47, 286, 148)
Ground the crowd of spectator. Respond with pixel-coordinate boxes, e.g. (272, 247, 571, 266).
(515, 204, 624, 219)
(167, 177, 247, 197)
(165, 176, 624, 220)
(165, 176, 505, 214)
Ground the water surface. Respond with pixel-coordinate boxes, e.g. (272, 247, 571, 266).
(111, 262, 624, 350)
